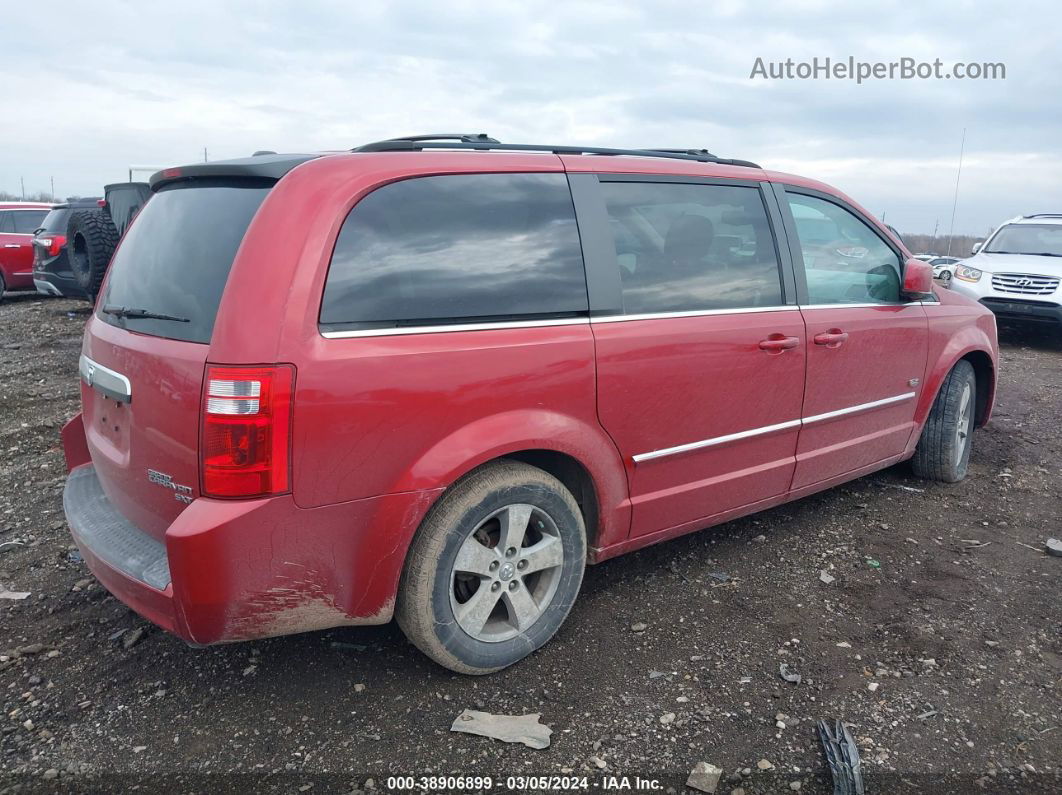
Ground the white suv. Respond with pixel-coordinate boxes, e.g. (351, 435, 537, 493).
(950, 214, 1062, 327)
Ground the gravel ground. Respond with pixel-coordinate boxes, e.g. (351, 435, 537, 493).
(1, 294, 1060, 794)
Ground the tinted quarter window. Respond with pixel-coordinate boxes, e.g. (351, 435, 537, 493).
(99, 180, 270, 343)
(599, 182, 783, 314)
(320, 173, 587, 329)
(787, 193, 902, 304)
(11, 210, 47, 234)
(0, 213, 11, 233)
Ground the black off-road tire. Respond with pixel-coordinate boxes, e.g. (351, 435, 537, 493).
(0, 272, 6, 302)
(396, 460, 587, 675)
(912, 360, 977, 483)
(67, 209, 119, 300)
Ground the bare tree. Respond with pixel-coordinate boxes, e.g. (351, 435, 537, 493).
(900, 233, 987, 259)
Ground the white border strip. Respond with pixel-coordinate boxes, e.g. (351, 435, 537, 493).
(632, 391, 917, 464)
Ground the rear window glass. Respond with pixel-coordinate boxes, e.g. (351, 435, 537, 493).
(98, 180, 270, 343)
(40, 208, 72, 235)
(320, 173, 587, 330)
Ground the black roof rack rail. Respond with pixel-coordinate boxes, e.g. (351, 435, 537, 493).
(352, 135, 761, 168)
(355, 133, 501, 152)
(1023, 213, 1062, 219)
(645, 148, 718, 157)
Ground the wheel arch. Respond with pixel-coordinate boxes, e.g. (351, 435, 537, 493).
(389, 409, 631, 560)
(960, 349, 995, 427)
(502, 449, 601, 551)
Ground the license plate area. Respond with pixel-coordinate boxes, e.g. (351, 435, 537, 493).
(86, 392, 131, 463)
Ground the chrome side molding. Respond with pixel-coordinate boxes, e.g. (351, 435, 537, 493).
(633, 419, 802, 463)
(633, 391, 917, 464)
(801, 392, 916, 425)
(79, 354, 132, 404)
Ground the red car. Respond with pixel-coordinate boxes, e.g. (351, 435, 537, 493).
(0, 202, 53, 298)
(62, 137, 998, 674)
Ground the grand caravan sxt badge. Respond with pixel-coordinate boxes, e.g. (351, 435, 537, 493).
(147, 469, 194, 504)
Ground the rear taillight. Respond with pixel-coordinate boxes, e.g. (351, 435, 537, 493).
(38, 235, 66, 257)
(201, 365, 294, 498)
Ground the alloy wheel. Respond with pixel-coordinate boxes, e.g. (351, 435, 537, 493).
(449, 503, 564, 642)
(955, 382, 973, 466)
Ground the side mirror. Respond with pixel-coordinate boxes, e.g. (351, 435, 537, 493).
(902, 258, 934, 298)
(971, 241, 983, 254)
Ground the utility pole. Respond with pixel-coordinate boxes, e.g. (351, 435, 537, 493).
(203, 147, 208, 163)
(932, 219, 939, 250)
(50, 177, 55, 199)
(20, 177, 25, 199)
(946, 128, 966, 256)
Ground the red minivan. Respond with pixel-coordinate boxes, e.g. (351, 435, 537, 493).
(62, 136, 998, 674)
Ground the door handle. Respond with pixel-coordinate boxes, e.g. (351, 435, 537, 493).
(814, 329, 849, 348)
(4, 244, 21, 248)
(758, 334, 800, 353)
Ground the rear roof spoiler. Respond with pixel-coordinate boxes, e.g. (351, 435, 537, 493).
(149, 154, 320, 191)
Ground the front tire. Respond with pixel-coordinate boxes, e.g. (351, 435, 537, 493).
(396, 460, 586, 675)
(912, 360, 976, 482)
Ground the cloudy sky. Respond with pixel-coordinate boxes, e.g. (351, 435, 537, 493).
(5, 0, 1060, 234)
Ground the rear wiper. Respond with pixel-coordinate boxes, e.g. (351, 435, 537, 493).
(102, 305, 190, 323)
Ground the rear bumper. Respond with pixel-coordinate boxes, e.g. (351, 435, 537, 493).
(33, 264, 85, 298)
(62, 451, 440, 645)
(34, 278, 64, 296)
(64, 466, 177, 632)
(980, 297, 1062, 324)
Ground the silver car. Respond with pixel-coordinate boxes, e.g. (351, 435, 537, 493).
(950, 214, 1062, 327)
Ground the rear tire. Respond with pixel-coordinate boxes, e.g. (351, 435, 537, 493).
(396, 460, 586, 675)
(0, 272, 6, 302)
(912, 360, 976, 483)
(67, 209, 119, 301)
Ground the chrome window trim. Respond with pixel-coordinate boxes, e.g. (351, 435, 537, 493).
(798, 302, 919, 310)
(78, 354, 132, 404)
(633, 419, 802, 463)
(591, 306, 797, 324)
(320, 317, 589, 339)
(319, 301, 923, 337)
(633, 391, 917, 464)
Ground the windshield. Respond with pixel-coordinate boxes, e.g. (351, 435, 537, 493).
(97, 179, 271, 343)
(984, 223, 1062, 257)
